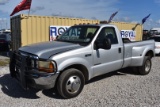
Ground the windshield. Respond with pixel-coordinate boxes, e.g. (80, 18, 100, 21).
(57, 26, 99, 44)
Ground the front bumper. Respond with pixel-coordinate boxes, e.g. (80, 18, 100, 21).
(25, 70, 59, 89)
(9, 51, 59, 90)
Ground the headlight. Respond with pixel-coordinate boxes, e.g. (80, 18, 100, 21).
(38, 61, 56, 73)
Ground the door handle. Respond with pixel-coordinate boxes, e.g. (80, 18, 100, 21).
(118, 48, 121, 53)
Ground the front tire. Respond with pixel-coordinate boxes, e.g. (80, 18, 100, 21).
(138, 56, 152, 75)
(57, 68, 85, 99)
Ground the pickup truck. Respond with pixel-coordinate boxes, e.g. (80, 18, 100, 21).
(10, 24, 155, 99)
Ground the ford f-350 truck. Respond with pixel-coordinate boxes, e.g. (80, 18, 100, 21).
(10, 24, 155, 99)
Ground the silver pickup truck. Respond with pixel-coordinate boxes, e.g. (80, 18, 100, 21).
(10, 24, 155, 98)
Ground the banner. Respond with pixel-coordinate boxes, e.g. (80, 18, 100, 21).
(142, 14, 151, 24)
(108, 11, 118, 23)
(50, 26, 70, 41)
(10, 0, 32, 16)
(121, 30, 136, 41)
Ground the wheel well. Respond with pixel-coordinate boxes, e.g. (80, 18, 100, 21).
(61, 64, 89, 82)
(145, 50, 154, 58)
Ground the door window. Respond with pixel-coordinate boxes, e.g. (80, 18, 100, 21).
(97, 27, 118, 44)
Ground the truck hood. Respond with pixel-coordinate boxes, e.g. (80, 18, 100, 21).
(19, 41, 82, 59)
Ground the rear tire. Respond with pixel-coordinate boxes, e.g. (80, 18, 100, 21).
(138, 56, 152, 75)
(57, 68, 85, 99)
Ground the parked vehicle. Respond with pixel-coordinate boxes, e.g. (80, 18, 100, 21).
(149, 36, 160, 55)
(10, 24, 155, 99)
(151, 28, 160, 36)
(0, 34, 11, 51)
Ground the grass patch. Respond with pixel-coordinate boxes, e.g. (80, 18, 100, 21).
(0, 59, 10, 66)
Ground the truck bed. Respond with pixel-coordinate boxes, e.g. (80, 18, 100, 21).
(122, 40, 155, 68)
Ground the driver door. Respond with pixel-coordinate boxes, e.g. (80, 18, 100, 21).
(92, 27, 123, 77)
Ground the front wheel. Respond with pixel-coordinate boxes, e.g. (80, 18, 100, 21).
(138, 56, 152, 75)
(57, 68, 85, 99)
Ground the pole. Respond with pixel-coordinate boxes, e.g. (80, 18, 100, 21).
(28, 8, 31, 18)
(132, 23, 140, 31)
(28, 0, 32, 18)
(6, 21, 7, 29)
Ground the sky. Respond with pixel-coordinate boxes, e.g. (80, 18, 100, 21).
(0, 0, 160, 30)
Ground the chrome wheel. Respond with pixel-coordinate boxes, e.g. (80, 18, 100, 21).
(66, 76, 81, 94)
(57, 68, 85, 98)
(145, 60, 151, 72)
(138, 56, 152, 75)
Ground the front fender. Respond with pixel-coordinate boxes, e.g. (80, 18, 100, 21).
(58, 57, 93, 79)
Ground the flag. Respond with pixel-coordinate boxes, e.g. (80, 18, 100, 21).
(108, 11, 118, 23)
(142, 14, 151, 24)
(10, 0, 32, 16)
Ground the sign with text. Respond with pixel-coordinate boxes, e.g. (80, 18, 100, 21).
(121, 30, 136, 41)
(50, 26, 70, 41)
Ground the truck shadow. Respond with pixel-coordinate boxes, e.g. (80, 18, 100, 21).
(0, 68, 138, 99)
(42, 88, 62, 99)
(87, 67, 139, 84)
(0, 74, 61, 99)
(42, 68, 139, 99)
(0, 74, 39, 99)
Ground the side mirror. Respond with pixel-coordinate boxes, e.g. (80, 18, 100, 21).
(94, 38, 111, 50)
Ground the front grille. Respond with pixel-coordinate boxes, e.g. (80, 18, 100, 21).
(15, 52, 24, 68)
(26, 58, 38, 70)
(13, 52, 26, 81)
(15, 51, 39, 71)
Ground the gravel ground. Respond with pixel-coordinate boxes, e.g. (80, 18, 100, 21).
(0, 56, 160, 107)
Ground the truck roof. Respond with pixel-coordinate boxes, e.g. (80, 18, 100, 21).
(74, 23, 116, 27)
(151, 28, 160, 32)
